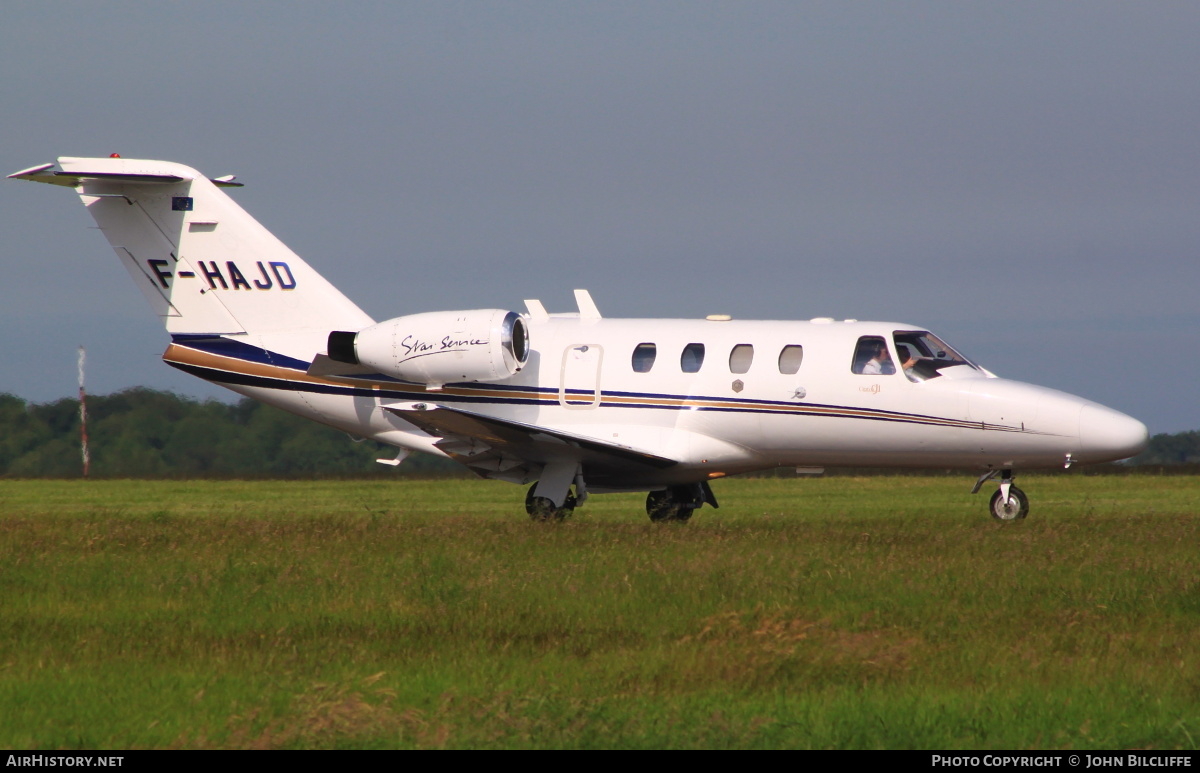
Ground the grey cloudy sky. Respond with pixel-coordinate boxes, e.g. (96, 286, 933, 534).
(2, 2, 1197, 434)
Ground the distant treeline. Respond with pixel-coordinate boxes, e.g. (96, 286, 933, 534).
(0, 388, 1194, 478)
(1131, 430, 1200, 465)
(0, 388, 458, 478)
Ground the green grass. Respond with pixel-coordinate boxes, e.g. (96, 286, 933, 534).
(1, 475, 1198, 749)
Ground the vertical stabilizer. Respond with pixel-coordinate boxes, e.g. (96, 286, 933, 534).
(13, 157, 374, 336)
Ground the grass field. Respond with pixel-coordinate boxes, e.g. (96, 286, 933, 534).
(1, 474, 1197, 749)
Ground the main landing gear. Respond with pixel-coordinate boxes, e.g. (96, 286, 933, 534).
(973, 469, 1029, 521)
(523, 470, 710, 525)
(645, 482, 719, 523)
(525, 480, 719, 523)
(526, 484, 577, 521)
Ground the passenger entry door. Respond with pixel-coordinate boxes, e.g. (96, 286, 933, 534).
(559, 344, 603, 409)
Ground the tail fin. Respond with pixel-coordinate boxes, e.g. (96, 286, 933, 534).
(10, 157, 373, 336)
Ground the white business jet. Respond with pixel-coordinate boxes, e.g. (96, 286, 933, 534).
(10, 156, 1149, 522)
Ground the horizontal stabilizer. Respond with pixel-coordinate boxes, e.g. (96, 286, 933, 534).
(9, 161, 240, 188)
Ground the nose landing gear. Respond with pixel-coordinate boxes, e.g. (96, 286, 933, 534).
(973, 469, 1029, 521)
(988, 484, 1029, 520)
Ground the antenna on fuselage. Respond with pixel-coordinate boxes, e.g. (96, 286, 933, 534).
(78, 345, 90, 478)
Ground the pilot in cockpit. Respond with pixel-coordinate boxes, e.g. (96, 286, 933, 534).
(861, 341, 895, 375)
(897, 344, 923, 382)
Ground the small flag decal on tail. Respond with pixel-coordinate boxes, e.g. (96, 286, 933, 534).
(172, 197, 193, 211)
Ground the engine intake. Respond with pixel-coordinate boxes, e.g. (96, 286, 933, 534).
(328, 309, 529, 387)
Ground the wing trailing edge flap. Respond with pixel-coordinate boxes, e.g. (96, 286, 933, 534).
(383, 403, 678, 484)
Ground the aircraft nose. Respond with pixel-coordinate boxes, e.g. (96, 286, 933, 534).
(1078, 404, 1149, 463)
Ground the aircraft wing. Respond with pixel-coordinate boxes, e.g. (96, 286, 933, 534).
(384, 403, 677, 485)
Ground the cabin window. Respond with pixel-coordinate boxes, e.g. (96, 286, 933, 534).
(681, 343, 705, 373)
(777, 345, 804, 374)
(852, 336, 894, 375)
(728, 344, 754, 374)
(632, 343, 657, 373)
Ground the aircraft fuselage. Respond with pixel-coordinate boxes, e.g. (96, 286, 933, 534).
(162, 314, 1147, 491)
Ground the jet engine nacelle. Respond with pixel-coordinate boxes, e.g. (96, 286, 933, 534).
(327, 309, 529, 388)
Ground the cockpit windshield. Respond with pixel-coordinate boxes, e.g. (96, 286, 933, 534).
(892, 330, 979, 381)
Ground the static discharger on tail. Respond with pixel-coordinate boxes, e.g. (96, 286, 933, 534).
(10, 156, 1149, 522)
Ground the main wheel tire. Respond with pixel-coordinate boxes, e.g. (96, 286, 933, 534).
(646, 490, 694, 522)
(989, 485, 1029, 521)
(526, 485, 575, 521)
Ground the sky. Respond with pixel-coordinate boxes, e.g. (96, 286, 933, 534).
(2, 2, 1197, 434)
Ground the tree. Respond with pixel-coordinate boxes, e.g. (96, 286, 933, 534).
(0, 388, 460, 478)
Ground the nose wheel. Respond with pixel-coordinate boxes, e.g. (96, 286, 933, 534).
(974, 470, 1030, 521)
(988, 485, 1029, 520)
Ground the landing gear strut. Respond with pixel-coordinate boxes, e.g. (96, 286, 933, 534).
(973, 469, 1029, 521)
(526, 484, 577, 521)
(645, 482, 718, 523)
